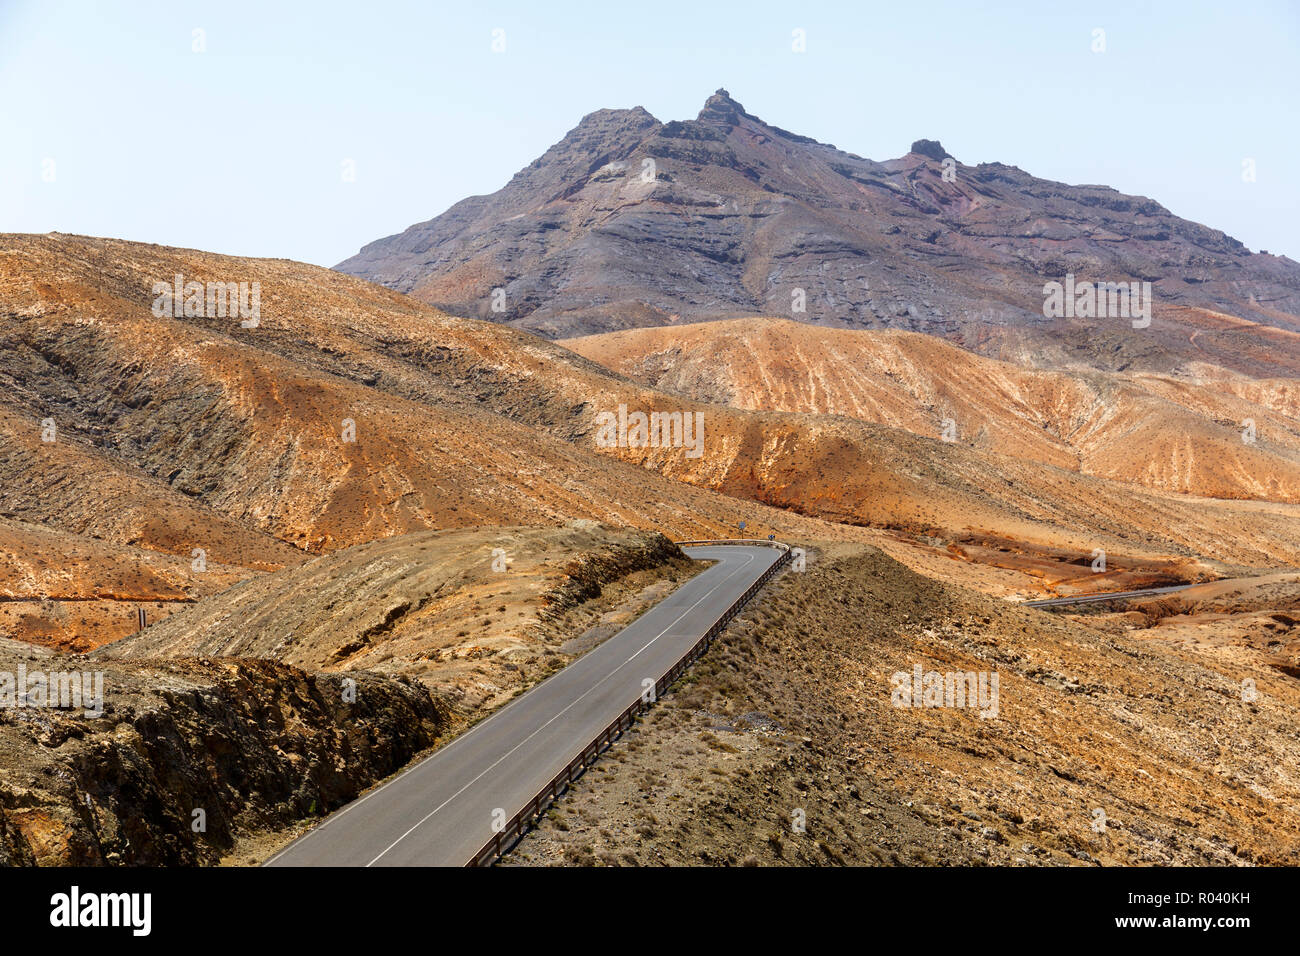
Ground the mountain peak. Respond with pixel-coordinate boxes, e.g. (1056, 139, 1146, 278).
(910, 139, 952, 161)
(698, 87, 747, 126)
(338, 92, 1297, 340)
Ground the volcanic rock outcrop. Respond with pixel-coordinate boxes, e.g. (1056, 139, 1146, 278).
(0, 639, 448, 865)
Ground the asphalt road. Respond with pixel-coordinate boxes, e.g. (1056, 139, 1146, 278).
(265, 543, 783, 867)
(1024, 583, 1195, 608)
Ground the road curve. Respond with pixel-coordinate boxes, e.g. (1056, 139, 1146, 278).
(265, 543, 783, 867)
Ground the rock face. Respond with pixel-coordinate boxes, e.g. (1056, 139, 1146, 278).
(336, 89, 1300, 342)
(0, 641, 448, 865)
(909, 139, 951, 162)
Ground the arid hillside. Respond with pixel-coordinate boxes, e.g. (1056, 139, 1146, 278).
(0, 404, 299, 569)
(0, 516, 256, 651)
(510, 545, 1300, 866)
(0, 233, 849, 654)
(101, 524, 701, 718)
(568, 316, 1300, 502)
(0, 233, 853, 555)
(4, 231, 1299, 660)
(2, 233, 1297, 870)
(1066, 572, 1300, 683)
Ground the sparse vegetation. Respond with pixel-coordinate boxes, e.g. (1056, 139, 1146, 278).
(508, 544, 1300, 866)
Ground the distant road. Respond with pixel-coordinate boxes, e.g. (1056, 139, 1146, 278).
(1024, 583, 1195, 608)
(265, 543, 783, 867)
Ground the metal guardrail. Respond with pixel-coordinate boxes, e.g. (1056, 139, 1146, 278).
(465, 539, 794, 866)
(1023, 583, 1194, 608)
(675, 538, 792, 551)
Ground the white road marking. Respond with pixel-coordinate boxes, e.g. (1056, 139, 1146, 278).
(264, 545, 769, 866)
(364, 549, 757, 866)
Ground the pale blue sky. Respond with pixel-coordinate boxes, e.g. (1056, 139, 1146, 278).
(2, 0, 1296, 266)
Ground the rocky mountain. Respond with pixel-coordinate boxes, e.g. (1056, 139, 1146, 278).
(337, 89, 1300, 358)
